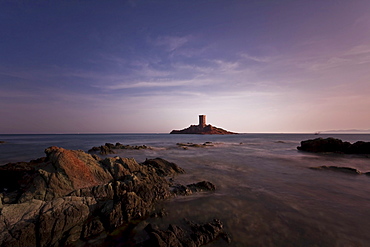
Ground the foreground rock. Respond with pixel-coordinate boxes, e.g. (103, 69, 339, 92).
(139, 219, 231, 246)
(0, 147, 216, 246)
(297, 138, 370, 154)
(88, 142, 150, 155)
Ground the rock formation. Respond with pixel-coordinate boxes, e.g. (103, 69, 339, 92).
(171, 115, 237, 135)
(0, 147, 221, 246)
(171, 124, 237, 135)
(297, 137, 370, 154)
(139, 218, 231, 247)
(176, 142, 214, 149)
(88, 142, 150, 155)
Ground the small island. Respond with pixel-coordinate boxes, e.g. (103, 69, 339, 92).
(170, 115, 238, 135)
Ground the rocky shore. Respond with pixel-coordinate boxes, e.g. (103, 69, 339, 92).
(298, 137, 370, 178)
(0, 147, 227, 246)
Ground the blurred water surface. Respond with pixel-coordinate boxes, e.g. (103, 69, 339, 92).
(1, 133, 370, 246)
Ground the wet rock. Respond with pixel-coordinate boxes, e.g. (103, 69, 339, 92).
(171, 184, 192, 196)
(142, 158, 185, 177)
(187, 181, 216, 192)
(275, 141, 285, 143)
(139, 219, 230, 247)
(297, 138, 370, 154)
(150, 209, 168, 218)
(81, 217, 105, 239)
(347, 141, 370, 154)
(171, 181, 216, 196)
(310, 166, 362, 174)
(176, 142, 214, 148)
(88, 142, 151, 155)
(297, 138, 351, 153)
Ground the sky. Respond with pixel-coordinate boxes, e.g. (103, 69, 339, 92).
(1, 0, 370, 134)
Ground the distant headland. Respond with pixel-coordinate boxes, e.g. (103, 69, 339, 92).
(170, 115, 238, 135)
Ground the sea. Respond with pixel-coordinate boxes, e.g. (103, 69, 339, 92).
(1, 133, 370, 246)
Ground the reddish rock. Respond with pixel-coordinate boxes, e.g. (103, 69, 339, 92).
(44, 146, 113, 191)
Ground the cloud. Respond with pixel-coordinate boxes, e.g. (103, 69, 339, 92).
(0, 66, 61, 81)
(152, 35, 190, 52)
(0, 89, 37, 100)
(307, 57, 351, 71)
(131, 63, 173, 77)
(211, 59, 240, 72)
(170, 63, 214, 74)
(319, 44, 370, 69)
(345, 44, 370, 56)
(104, 80, 189, 90)
(246, 42, 370, 84)
(102, 76, 215, 90)
(240, 53, 272, 63)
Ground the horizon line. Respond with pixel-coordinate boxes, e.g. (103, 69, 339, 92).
(1, 132, 370, 135)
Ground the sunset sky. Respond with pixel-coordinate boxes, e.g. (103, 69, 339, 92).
(1, 1, 370, 134)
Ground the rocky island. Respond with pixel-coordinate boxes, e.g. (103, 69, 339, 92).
(170, 115, 237, 135)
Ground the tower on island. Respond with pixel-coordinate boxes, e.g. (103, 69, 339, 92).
(170, 114, 237, 134)
(199, 115, 206, 127)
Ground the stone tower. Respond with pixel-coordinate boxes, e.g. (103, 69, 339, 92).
(199, 115, 206, 127)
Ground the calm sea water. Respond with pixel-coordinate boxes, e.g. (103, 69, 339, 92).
(1, 133, 370, 246)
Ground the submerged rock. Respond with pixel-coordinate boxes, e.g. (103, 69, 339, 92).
(0, 147, 214, 246)
(88, 142, 150, 155)
(187, 181, 216, 192)
(171, 181, 216, 196)
(176, 142, 214, 149)
(139, 219, 231, 247)
(297, 137, 370, 154)
(309, 166, 362, 175)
